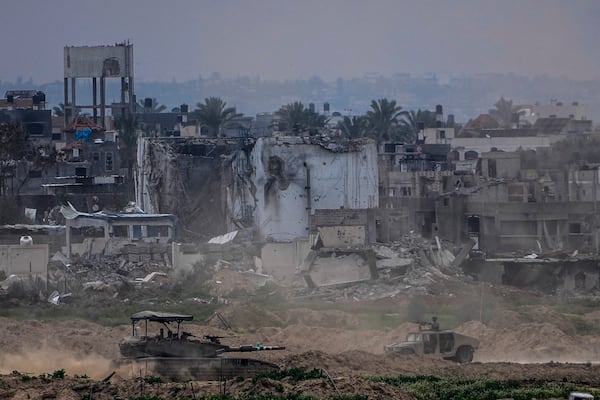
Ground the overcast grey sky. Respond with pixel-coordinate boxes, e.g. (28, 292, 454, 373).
(2, 0, 599, 83)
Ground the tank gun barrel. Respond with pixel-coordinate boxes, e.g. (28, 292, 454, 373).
(221, 344, 286, 353)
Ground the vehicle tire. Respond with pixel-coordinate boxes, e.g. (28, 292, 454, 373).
(455, 346, 473, 363)
(397, 348, 415, 355)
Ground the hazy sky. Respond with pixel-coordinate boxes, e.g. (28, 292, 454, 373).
(2, 0, 600, 83)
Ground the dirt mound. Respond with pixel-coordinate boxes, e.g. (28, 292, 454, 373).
(209, 269, 263, 297)
(0, 371, 417, 400)
(251, 324, 401, 355)
(226, 375, 416, 400)
(487, 305, 585, 334)
(211, 303, 285, 331)
(278, 308, 361, 328)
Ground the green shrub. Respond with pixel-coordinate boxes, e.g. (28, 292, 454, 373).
(51, 369, 65, 379)
(144, 376, 163, 384)
(253, 367, 323, 383)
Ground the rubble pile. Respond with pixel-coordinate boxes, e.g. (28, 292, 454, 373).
(0, 225, 475, 306)
(291, 234, 472, 302)
(41, 254, 173, 304)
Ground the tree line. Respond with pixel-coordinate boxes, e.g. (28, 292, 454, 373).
(51, 95, 467, 146)
(115, 96, 441, 145)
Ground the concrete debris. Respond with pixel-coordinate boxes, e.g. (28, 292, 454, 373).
(47, 290, 72, 305)
(430, 248, 455, 268)
(51, 251, 70, 266)
(0, 275, 26, 291)
(134, 271, 168, 283)
(240, 270, 272, 286)
(83, 281, 115, 291)
(0, 225, 477, 306)
(40, 251, 173, 304)
(372, 245, 398, 259)
(208, 230, 238, 244)
(214, 259, 233, 270)
(290, 233, 471, 302)
(376, 258, 412, 269)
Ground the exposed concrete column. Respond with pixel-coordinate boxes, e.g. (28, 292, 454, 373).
(493, 213, 501, 253)
(121, 77, 127, 118)
(128, 76, 135, 114)
(70, 77, 76, 123)
(63, 77, 69, 127)
(103, 221, 110, 254)
(92, 78, 97, 123)
(66, 223, 72, 260)
(415, 175, 421, 197)
(103, 221, 110, 250)
(594, 169, 598, 255)
(100, 76, 106, 128)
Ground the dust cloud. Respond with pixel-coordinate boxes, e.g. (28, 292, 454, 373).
(0, 344, 113, 379)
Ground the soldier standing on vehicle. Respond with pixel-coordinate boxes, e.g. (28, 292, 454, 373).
(431, 316, 440, 331)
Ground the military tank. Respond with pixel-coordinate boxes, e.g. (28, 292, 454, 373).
(115, 311, 285, 380)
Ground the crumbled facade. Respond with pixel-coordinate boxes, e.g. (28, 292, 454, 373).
(137, 136, 379, 242)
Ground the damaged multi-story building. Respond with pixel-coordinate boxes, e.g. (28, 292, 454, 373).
(429, 104, 600, 295)
(136, 134, 379, 285)
(136, 135, 378, 238)
(0, 95, 129, 222)
(371, 102, 600, 296)
(0, 43, 141, 224)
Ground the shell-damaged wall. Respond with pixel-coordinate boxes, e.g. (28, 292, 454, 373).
(137, 137, 378, 242)
(248, 137, 378, 241)
(136, 138, 244, 240)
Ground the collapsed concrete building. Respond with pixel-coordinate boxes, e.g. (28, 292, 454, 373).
(135, 135, 380, 286)
(136, 136, 378, 241)
(61, 203, 176, 259)
(433, 146, 600, 295)
(133, 129, 600, 294)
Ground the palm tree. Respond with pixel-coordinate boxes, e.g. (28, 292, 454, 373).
(276, 101, 327, 134)
(276, 102, 306, 133)
(0, 122, 29, 196)
(137, 98, 167, 113)
(366, 98, 403, 144)
(489, 97, 514, 128)
(303, 108, 327, 132)
(337, 116, 367, 139)
(194, 97, 240, 137)
(397, 109, 437, 143)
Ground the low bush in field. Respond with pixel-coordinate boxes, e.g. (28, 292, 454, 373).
(370, 374, 600, 400)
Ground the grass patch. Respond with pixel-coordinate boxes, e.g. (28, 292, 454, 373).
(128, 395, 367, 400)
(569, 315, 600, 335)
(554, 298, 600, 315)
(0, 303, 218, 326)
(253, 367, 323, 383)
(371, 374, 600, 400)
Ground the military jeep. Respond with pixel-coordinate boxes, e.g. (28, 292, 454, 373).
(384, 329, 479, 363)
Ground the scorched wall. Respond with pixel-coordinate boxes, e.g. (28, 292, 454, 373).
(249, 137, 378, 241)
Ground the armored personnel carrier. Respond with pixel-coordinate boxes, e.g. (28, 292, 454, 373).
(116, 311, 285, 380)
(384, 327, 479, 363)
